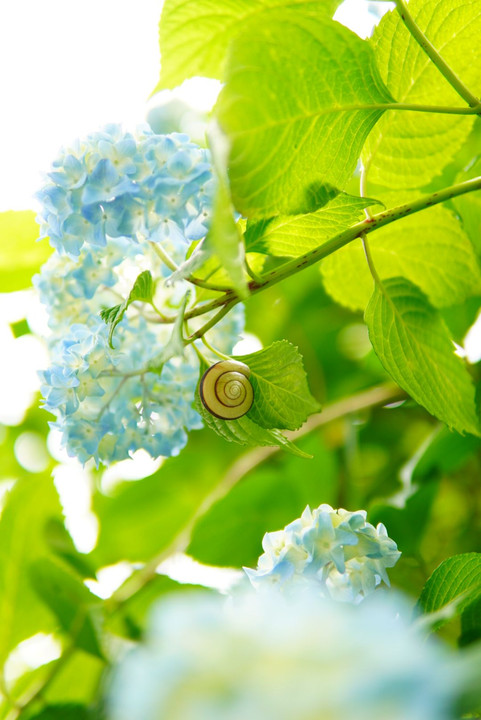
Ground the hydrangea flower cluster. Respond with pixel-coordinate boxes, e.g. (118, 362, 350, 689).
(108, 590, 460, 720)
(35, 126, 243, 465)
(36, 124, 214, 257)
(245, 503, 401, 602)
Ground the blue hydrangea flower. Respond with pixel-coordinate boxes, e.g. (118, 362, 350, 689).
(244, 504, 401, 602)
(36, 125, 214, 259)
(35, 127, 244, 465)
(108, 590, 461, 720)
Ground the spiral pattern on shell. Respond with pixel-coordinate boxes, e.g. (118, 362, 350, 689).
(200, 360, 254, 420)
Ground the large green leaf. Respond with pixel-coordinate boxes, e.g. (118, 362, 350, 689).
(0, 210, 52, 292)
(245, 194, 380, 257)
(418, 553, 481, 614)
(365, 277, 480, 436)
(235, 341, 320, 430)
(370, 483, 438, 558)
(215, 14, 393, 217)
(29, 558, 104, 659)
(28, 704, 90, 720)
(322, 206, 481, 311)
(0, 475, 64, 665)
(92, 429, 240, 566)
(363, 0, 481, 189)
(154, 0, 342, 91)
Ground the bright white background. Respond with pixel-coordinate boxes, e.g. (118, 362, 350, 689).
(0, 0, 390, 212)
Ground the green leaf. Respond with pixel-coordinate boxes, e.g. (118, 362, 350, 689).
(100, 270, 154, 348)
(92, 429, 241, 566)
(0, 210, 52, 292)
(195, 389, 311, 458)
(205, 124, 248, 297)
(44, 518, 96, 579)
(453, 156, 481, 255)
(460, 594, 481, 647)
(417, 553, 481, 626)
(411, 426, 481, 481)
(364, 277, 480, 436)
(245, 193, 381, 257)
(128, 269, 154, 303)
(0, 475, 64, 665)
(29, 557, 104, 659)
(322, 206, 481, 311)
(43, 651, 105, 707)
(28, 704, 90, 720)
(363, 0, 481, 189)
(234, 340, 320, 430)
(154, 0, 343, 91)
(370, 483, 438, 557)
(215, 13, 393, 217)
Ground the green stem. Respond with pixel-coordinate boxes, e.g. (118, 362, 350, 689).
(376, 102, 481, 115)
(201, 335, 231, 361)
(150, 241, 178, 272)
(151, 240, 231, 293)
(186, 175, 481, 320)
(394, 0, 480, 108)
(361, 233, 383, 286)
(185, 301, 237, 344)
(359, 164, 382, 285)
(146, 175, 481, 329)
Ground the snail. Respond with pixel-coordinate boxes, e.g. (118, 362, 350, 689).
(200, 360, 254, 420)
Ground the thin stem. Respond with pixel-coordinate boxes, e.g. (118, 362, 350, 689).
(96, 376, 128, 419)
(143, 175, 481, 333)
(149, 300, 170, 322)
(100, 368, 148, 379)
(108, 381, 406, 608)
(191, 341, 209, 365)
(379, 102, 481, 115)
(157, 175, 481, 332)
(244, 256, 263, 283)
(151, 241, 231, 293)
(185, 302, 237, 345)
(187, 276, 233, 293)
(359, 164, 382, 286)
(361, 233, 382, 286)
(394, 0, 480, 108)
(151, 241, 178, 272)
(246, 175, 481, 299)
(201, 335, 231, 361)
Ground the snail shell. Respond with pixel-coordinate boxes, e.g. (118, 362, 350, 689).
(200, 360, 254, 420)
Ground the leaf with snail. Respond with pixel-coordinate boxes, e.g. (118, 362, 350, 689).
(234, 340, 320, 431)
(195, 365, 311, 458)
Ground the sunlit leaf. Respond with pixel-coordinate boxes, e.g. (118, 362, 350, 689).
(365, 277, 480, 436)
(216, 14, 393, 216)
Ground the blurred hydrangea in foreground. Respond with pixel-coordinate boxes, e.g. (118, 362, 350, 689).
(245, 503, 401, 602)
(35, 125, 243, 465)
(108, 590, 459, 720)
